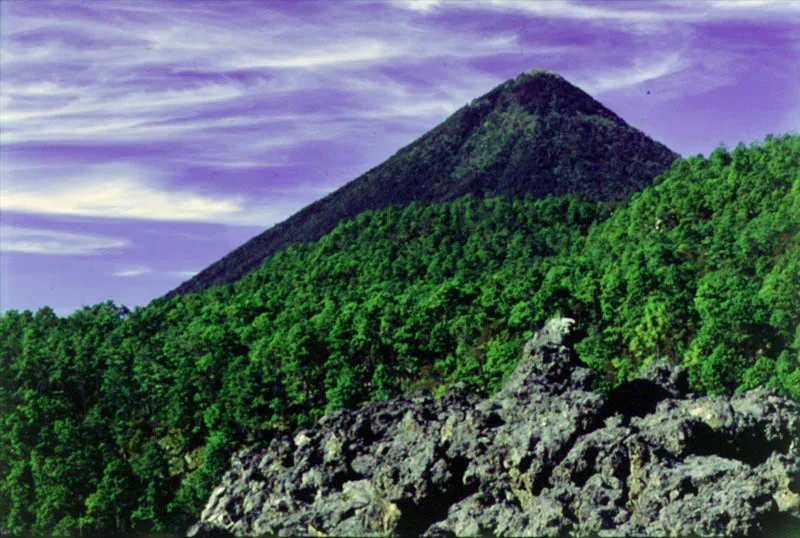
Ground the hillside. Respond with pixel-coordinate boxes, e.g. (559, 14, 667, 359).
(1, 134, 797, 536)
(168, 70, 677, 296)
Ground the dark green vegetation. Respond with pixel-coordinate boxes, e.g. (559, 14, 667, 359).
(169, 70, 676, 297)
(1, 134, 798, 535)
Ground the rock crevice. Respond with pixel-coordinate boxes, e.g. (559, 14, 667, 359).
(189, 318, 800, 537)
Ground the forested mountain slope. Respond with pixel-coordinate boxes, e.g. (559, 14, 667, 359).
(0, 135, 797, 536)
(168, 70, 676, 297)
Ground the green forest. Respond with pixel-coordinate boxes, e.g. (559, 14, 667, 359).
(1, 134, 798, 535)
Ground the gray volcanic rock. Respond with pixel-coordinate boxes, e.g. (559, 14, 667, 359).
(188, 318, 800, 537)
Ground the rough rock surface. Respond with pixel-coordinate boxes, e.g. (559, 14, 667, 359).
(188, 318, 800, 537)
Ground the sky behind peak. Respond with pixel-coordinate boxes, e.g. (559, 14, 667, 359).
(1, 0, 798, 314)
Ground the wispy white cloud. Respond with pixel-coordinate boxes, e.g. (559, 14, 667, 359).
(113, 267, 202, 279)
(577, 53, 689, 94)
(391, 0, 800, 21)
(688, 0, 800, 14)
(0, 226, 129, 255)
(0, 81, 250, 144)
(391, 0, 443, 12)
(112, 266, 152, 277)
(168, 270, 199, 278)
(3, 83, 244, 124)
(1, 164, 245, 223)
(227, 40, 395, 70)
(390, 0, 687, 24)
(482, 0, 687, 22)
(0, 162, 339, 227)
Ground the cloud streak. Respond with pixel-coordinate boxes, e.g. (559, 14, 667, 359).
(392, 0, 800, 22)
(112, 266, 152, 277)
(1, 164, 245, 222)
(168, 270, 199, 279)
(576, 53, 689, 94)
(0, 161, 347, 227)
(0, 226, 129, 255)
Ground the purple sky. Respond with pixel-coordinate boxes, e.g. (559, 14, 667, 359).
(1, 0, 798, 315)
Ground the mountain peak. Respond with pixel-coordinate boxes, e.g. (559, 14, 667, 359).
(460, 69, 625, 136)
(516, 68, 564, 81)
(167, 72, 677, 297)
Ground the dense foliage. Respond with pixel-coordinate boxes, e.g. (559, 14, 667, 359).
(170, 70, 676, 296)
(1, 135, 797, 535)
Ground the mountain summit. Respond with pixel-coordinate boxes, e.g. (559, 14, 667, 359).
(169, 71, 677, 296)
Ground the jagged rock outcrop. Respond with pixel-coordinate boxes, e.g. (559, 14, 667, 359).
(188, 319, 800, 537)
